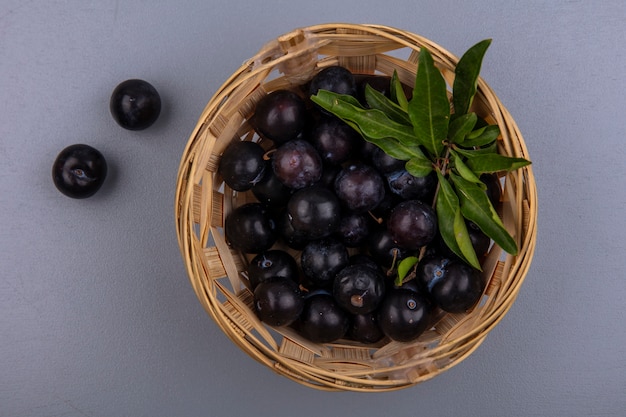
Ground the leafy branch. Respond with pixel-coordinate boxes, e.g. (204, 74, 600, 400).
(310, 39, 530, 279)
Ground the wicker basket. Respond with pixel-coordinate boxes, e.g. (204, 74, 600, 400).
(174, 23, 537, 392)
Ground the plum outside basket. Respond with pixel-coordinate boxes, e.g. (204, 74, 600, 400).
(175, 23, 537, 392)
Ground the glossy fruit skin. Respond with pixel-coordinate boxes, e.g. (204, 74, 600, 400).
(254, 277, 304, 327)
(309, 65, 357, 97)
(251, 161, 293, 207)
(429, 260, 484, 313)
(297, 293, 350, 343)
(348, 312, 385, 344)
(52, 144, 107, 199)
(377, 288, 432, 342)
(300, 238, 349, 289)
(367, 228, 410, 268)
(110, 79, 161, 130)
(387, 199, 438, 251)
(275, 209, 309, 250)
(334, 164, 386, 213)
(272, 139, 322, 189)
(415, 255, 453, 293)
(386, 169, 437, 202)
(337, 212, 373, 248)
(308, 117, 359, 165)
(224, 203, 276, 253)
(253, 90, 307, 145)
(218, 140, 266, 191)
(370, 146, 405, 174)
(286, 185, 341, 240)
(247, 250, 300, 289)
(333, 264, 386, 315)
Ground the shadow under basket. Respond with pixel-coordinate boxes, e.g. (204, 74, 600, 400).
(175, 23, 537, 392)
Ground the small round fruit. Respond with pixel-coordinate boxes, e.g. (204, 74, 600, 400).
(370, 146, 405, 174)
(334, 164, 386, 213)
(254, 277, 304, 327)
(348, 312, 385, 344)
(224, 203, 276, 253)
(297, 293, 350, 343)
(386, 169, 437, 202)
(333, 264, 386, 315)
(367, 228, 411, 268)
(377, 288, 432, 342)
(429, 260, 484, 313)
(286, 185, 341, 240)
(247, 250, 299, 289)
(252, 89, 307, 145)
(52, 144, 107, 199)
(218, 140, 266, 191)
(110, 79, 161, 130)
(251, 161, 293, 207)
(337, 212, 373, 248)
(300, 238, 349, 289)
(272, 139, 322, 189)
(309, 65, 357, 97)
(308, 117, 359, 165)
(387, 200, 438, 250)
(415, 255, 453, 294)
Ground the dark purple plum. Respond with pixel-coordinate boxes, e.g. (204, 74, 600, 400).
(253, 89, 307, 145)
(286, 185, 341, 240)
(110, 79, 161, 130)
(309, 65, 357, 97)
(337, 211, 373, 248)
(428, 260, 484, 313)
(377, 288, 432, 342)
(247, 250, 300, 289)
(52, 144, 107, 199)
(333, 264, 386, 315)
(218, 140, 266, 191)
(386, 169, 437, 202)
(272, 139, 322, 189)
(367, 228, 411, 269)
(348, 312, 385, 344)
(308, 117, 359, 165)
(254, 277, 304, 327)
(300, 238, 349, 289)
(334, 164, 386, 213)
(224, 203, 276, 254)
(297, 293, 350, 343)
(251, 160, 293, 207)
(387, 200, 438, 251)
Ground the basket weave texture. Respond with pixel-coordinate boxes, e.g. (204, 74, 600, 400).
(175, 23, 537, 392)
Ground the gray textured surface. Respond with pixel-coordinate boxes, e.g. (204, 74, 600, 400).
(2, 1, 625, 416)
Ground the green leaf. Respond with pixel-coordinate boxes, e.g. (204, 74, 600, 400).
(364, 84, 412, 125)
(408, 47, 450, 157)
(406, 156, 433, 177)
(448, 112, 477, 144)
(453, 141, 498, 157)
(396, 256, 419, 286)
(391, 70, 409, 111)
(361, 135, 425, 161)
(311, 90, 417, 146)
(451, 150, 485, 188)
(435, 170, 481, 269)
(452, 39, 492, 118)
(463, 124, 500, 147)
(465, 153, 531, 174)
(450, 172, 518, 255)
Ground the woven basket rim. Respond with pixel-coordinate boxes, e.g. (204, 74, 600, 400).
(175, 23, 537, 392)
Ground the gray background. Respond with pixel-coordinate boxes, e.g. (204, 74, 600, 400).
(2, 1, 625, 416)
